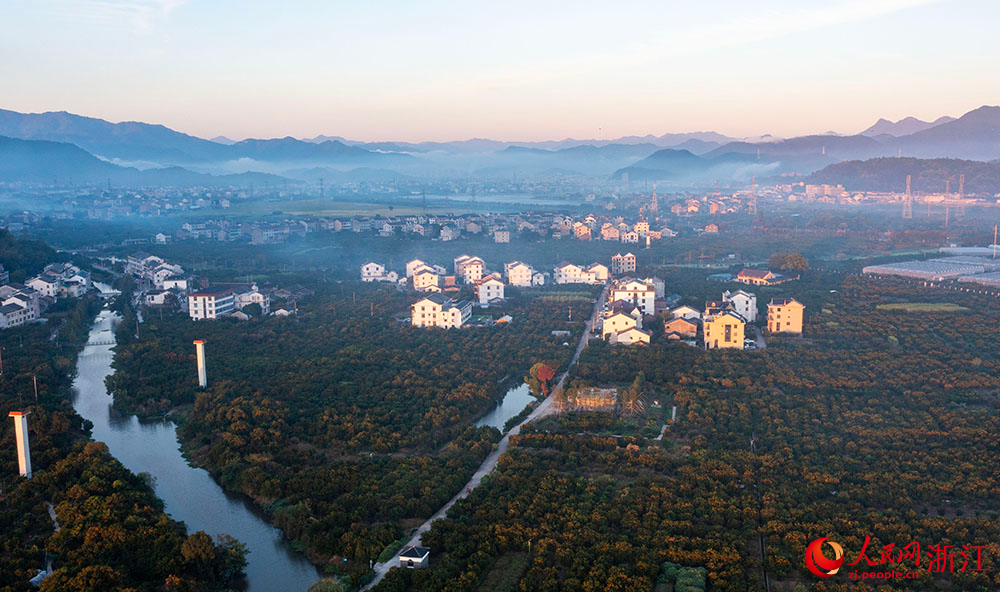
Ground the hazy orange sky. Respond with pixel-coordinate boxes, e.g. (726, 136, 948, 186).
(2, 0, 998, 141)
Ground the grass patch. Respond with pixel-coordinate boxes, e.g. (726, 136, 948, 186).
(876, 302, 970, 312)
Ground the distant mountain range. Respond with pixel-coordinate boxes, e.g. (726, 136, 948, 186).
(806, 157, 1000, 194)
(1, 105, 1000, 186)
(0, 135, 290, 187)
(0, 109, 415, 168)
(860, 115, 956, 137)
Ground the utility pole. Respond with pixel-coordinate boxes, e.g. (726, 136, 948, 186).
(33, 375, 38, 403)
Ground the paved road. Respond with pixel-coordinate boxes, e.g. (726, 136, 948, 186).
(363, 286, 606, 590)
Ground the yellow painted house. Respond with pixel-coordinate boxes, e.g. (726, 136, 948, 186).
(703, 311, 745, 349)
(767, 297, 805, 334)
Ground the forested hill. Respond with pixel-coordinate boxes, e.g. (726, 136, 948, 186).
(805, 156, 1000, 194)
(0, 227, 60, 282)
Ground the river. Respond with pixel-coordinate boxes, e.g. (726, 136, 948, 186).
(70, 306, 322, 592)
(474, 383, 535, 430)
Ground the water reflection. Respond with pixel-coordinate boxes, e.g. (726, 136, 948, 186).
(71, 309, 321, 592)
(475, 383, 536, 430)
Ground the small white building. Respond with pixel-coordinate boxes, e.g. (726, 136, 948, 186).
(399, 546, 430, 569)
(612, 327, 651, 345)
(475, 274, 505, 305)
(361, 262, 386, 282)
(493, 230, 510, 243)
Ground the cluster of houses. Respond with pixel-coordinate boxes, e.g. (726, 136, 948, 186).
(389, 253, 621, 329)
(366, 255, 614, 311)
(664, 292, 804, 350)
(127, 251, 300, 321)
(0, 263, 92, 329)
(596, 268, 806, 349)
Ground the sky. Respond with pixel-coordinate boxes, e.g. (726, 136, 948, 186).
(2, 0, 998, 142)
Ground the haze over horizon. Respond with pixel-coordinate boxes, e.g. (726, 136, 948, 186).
(3, 0, 1000, 142)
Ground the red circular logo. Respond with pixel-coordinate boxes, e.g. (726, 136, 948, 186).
(805, 538, 845, 577)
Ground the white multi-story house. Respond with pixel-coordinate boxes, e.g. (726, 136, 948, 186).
(406, 259, 428, 277)
(587, 263, 609, 283)
(126, 252, 164, 277)
(621, 231, 640, 244)
(554, 262, 608, 285)
(601, 311, 639, 340)
(361, 262, 386, 282)
(162, 278, 189, 291)
(611, 252, 636, 275)
(413, 269, 441, 292)
(411, 294, 472, 328)
(505, 261, 534, 287)
(0, 301, 35, 328)
(722, 290, 757, 323)
(26, 274, 60, 298)
(610, 279, 656, 316)
(554, 262, 584, 284)
(235, 289, 271, 315)
(475, 274, 505, 305)
(454, 255, 485, 284)
(187, 289, 236, 320)
(532, 271, 546, 286)
(493, 230, 510, 243)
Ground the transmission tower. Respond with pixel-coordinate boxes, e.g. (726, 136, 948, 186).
(902, 175, 913, 219)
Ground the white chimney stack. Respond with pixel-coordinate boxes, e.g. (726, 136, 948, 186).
(194, 340, 207, 388)
(9, 410, 31, 479)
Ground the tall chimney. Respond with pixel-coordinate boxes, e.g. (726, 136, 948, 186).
(9, 410, 31, 479)
(193, 340, 207, 388)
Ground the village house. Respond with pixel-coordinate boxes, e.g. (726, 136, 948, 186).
(410, 294, 472, 328)
(361, 262, 386, 282)
(767, 297, 805, 334)
(613, 326, 651, 345)
(703, 310, 745, 349)
(454, 255, 485, 284)
(413, 269, 441, 292)
(602, 311, 640, 340)
(722, 290, 757, 323)
(737, 268, 791, 286)
(670, 305, 702, 320)
(188, 289, 236, 320)
(493, 229, 510, 243)
(505, 261, 534, 287)
(664, 316, 699, 340)
(601, 224, 621, 241)
(475, 274, 505, 305)
(609, 278, 656, 315)
(611, 252, 636, 276)
(399, 546, 430, 569)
